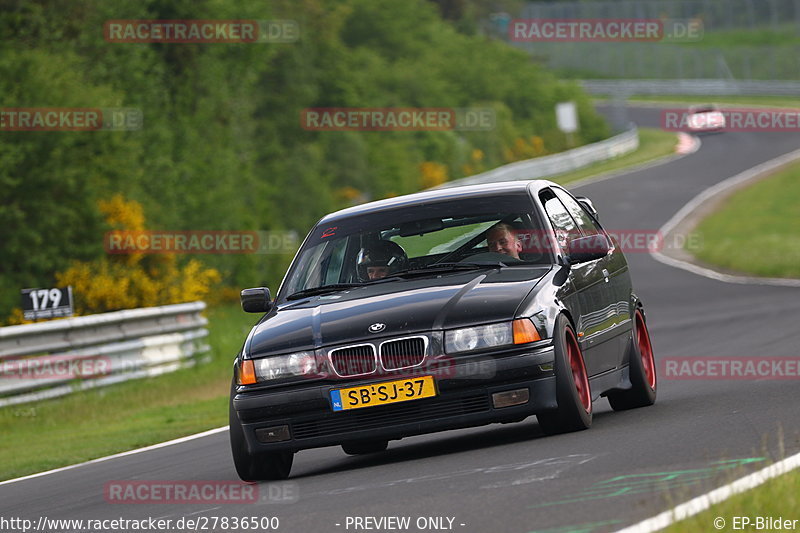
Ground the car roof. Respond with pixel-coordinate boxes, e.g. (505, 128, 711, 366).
(689, 104, 719, 112)
(319, 180, 555, 223)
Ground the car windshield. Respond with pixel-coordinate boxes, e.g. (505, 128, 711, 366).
(281, 193, 554, 298)
(690, 105, 718, 113)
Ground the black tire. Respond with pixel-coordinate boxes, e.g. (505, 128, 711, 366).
(229, 380, 294, 481)
(341, 440, 389, 455)
(607, 308, 657, 411)
(537, 314, 593, 435)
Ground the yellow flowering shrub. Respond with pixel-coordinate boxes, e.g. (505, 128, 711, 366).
(53, 195, 221, 316)
(100, 194, 145, 231)
(460, 149, 487, 178)
(419, 161, 448, 189)
(211, 286, 243, 305)
(5, 309, 30, 326)
(531, 136, 546, 155)
(504, 136, 548, 163)
(334, 186, 365, 206)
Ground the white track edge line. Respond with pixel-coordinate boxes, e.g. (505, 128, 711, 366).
(613, 450, 800, 533)
(0, 426, 229, 486)
(650, 146, 800, 287)
(568, 133, 700, 190)
(0, 129, 692, 484)
(2, 133, 791, 487)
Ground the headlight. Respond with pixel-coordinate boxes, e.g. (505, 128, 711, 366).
(446, 322, 513, 353)
(253, 351, 317, 381)
(445, 319, 542, 354)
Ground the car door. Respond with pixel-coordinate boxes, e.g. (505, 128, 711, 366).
(539, 188, 615, 377)
(554, 187, 632, 371)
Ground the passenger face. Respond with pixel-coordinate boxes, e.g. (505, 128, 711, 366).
(367, 266, 390, 280)
(486, 228, 522, 259)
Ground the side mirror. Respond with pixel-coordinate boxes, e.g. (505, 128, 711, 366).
(241, 287, 272, 313)
(567, 234, 610, 264)
(575, 196, 599, 219)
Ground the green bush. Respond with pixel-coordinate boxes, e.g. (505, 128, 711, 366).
(0, 0, 608, 319)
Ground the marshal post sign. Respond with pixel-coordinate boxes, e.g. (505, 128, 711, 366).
(20, 286, 74, 321)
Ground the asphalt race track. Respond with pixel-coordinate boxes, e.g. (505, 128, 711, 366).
(2, 106, 799, 533)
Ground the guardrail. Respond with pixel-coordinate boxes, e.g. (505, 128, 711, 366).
(519, 0, 800, 32)
(581, 79, 800, 97)
(435, 125, 639, 189)
(0, 302, 209, 407)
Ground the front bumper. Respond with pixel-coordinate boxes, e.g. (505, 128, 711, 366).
(232, 345, 556, 453)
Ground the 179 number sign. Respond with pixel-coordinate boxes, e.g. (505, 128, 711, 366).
(21, 286, 74, 321)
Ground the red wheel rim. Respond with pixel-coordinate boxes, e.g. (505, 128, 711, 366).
(565, 328, 591, 413)
(635, 310, 656, 389)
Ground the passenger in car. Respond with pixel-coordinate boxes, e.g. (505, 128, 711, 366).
(486, 223, 523, 259)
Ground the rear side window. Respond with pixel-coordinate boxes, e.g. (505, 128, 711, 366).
(539, 189, 578, 250)
(554, 188, 603, 237)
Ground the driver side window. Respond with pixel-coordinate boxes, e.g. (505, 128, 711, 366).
(554, 188, 603, 237)
(540, 190, 578, 251)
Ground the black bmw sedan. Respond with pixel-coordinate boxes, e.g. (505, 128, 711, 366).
(230, 180, 656, 480)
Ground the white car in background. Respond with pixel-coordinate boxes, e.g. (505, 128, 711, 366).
(687, 104, 726, 132)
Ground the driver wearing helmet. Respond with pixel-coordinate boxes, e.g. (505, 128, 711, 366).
(356, 240, 408, 281)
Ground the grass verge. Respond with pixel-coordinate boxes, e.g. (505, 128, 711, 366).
(691, 161, 800, 279)
(0, 127, 679, 482)
(0, 302, 255, 481)
(664, 467, 800, 532)
(551, 128, 678, 185)
(623, 95, 800, 109)
(559, 26, 799, 81)
(678, 25, 800, 48)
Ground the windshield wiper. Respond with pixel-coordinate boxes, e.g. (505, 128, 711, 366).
(286, 283, 364, 300)
(389, 262, 507, 278)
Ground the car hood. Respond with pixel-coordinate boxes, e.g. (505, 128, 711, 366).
(246, 266, 551, 357)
